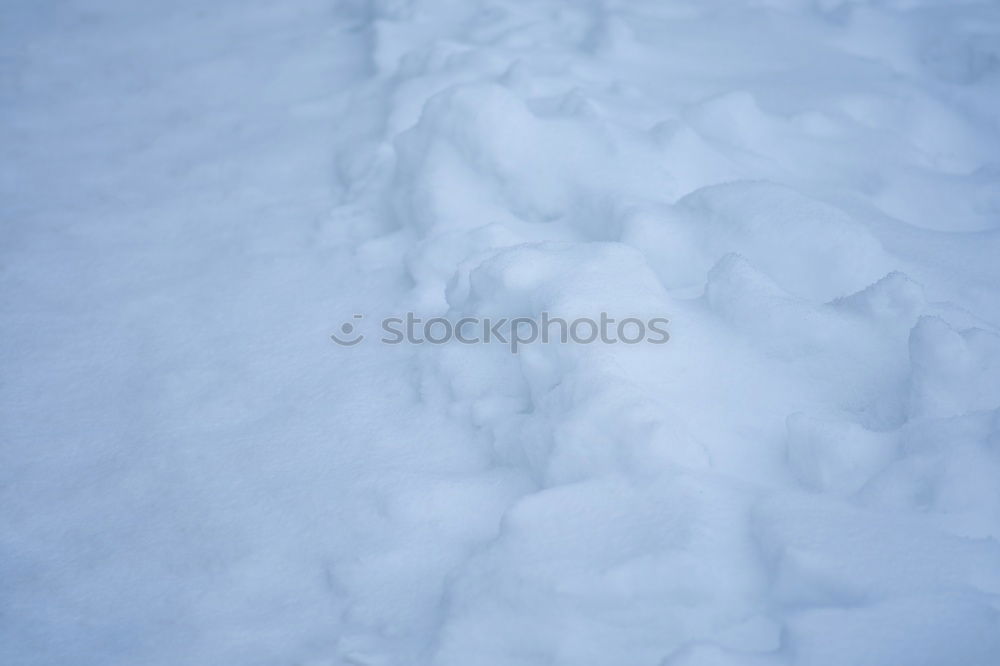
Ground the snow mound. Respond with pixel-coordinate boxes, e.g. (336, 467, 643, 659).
(4, 0, 1000, 664)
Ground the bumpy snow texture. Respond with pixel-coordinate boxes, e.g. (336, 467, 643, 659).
(3, 0, 1000, 665)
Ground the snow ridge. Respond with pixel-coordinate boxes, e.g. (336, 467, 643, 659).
(4, 0, 1000, 664)
(330, 0, 1000, 664)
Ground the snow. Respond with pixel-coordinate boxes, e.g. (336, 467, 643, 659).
(3, 0, 1000, 664)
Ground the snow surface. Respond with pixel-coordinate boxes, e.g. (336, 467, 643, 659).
(3, 0, 1000, 664)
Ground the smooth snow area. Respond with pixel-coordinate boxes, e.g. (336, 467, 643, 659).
(3, 0, 1000, 664)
